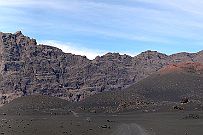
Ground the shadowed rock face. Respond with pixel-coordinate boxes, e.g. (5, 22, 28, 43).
(0, 31, 90, 104)
(0, 31, 202, 105)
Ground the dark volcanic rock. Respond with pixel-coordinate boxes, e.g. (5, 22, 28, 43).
(0, 32, 90, 104)
(0, 31, 202, 105)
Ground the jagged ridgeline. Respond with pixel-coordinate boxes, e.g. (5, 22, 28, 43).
(0, 31, 203, 105)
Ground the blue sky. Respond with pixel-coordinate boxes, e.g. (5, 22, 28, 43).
(0, 0, 203, 59)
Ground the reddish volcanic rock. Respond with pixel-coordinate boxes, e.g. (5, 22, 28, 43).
(159, 62, 203, 75)
(178, 62, 203, 72)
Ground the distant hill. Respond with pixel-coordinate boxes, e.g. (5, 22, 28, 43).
(0, 95, 70, 115)
(75, 62, 203, 113)
(133, 62, 203, 102)
(0, 31, 203, 105)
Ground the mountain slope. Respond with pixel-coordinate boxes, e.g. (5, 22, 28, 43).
(131, 62, 203, 102)
(75, 62, 203, 113)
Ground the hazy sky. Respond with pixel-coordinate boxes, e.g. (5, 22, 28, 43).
(0, 0, 203, 59)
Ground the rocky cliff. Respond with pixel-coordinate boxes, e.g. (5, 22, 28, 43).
(0, 31, 202, 105)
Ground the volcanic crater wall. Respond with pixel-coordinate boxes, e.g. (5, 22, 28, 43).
(0, 31, 202, 104)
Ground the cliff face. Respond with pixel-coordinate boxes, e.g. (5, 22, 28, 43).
(0, 31, 202, 104)
(0, 31, 91, 104)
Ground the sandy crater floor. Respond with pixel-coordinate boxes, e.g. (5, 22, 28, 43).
(0, 111, 202, 135)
